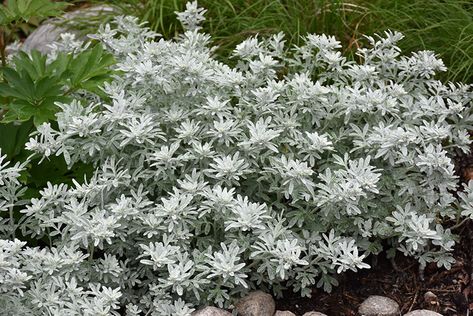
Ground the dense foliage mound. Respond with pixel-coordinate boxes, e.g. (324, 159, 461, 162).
(1, 2, 473, 315)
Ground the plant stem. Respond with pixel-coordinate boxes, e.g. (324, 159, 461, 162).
(450, 217, 470, 230)
(9, 204, 15, 239)
(0, 27, 6, 67)
(89, 243, 95, 263)
(46, 227, 53, 247)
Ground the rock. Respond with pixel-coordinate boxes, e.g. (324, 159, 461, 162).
(192, 306, 232, 316)
(358, 295, 400, 316)
(22, 5, 115, 54)
(22, 23, 67, 53)
(403, 310, 443, 316)
(423, 291, 438, 304)
(274, 311, 296, 316)
(423, 291, 440, 311)
(275, 311, 296, 316)
(302, 312, 328, 316)
(235, 291, 275, 316)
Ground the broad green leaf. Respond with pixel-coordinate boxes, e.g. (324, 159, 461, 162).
(3, 0, 68, 24)
(31, 50, 47, 76)
(1, 67, 24, 89)
(27, 0, 69, 18)
(0, 120, 33, 158)
(13, 51, 40, 79)
(18, 69, 36, 98)
(17, 0, 32, 15)
(34, 76, 63, 99)
(32, 103, 58, 126)
(0, 47, 113, 126)
(6, 0, 18, 12)
(0, 5, 15, 25)
(8, 100, 38, 121)
(0, 83, 26, 99)
(68, 44, 115, 90)
(0, 67, 34, 99)
(49, 52, 72, 78)
(28, 155, 92, 186)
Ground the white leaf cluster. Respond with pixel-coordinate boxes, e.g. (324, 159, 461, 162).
(1, 2, 473, 314)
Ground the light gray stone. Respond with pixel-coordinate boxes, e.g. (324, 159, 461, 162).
(423, 291, 439, 309)
(358, 295, 400, 316)
(403, 310, 443, 316)
(235, 291, 275, 316)
(22, 23, 68, 53)
(302, 312, 328, 316)
(423, 292, 437, 302)
(22, 5, 115, 53)
(275, 311, 296, 316)
(192, 306, 232, 316)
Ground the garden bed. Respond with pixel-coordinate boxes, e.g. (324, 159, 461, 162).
(277, 221, 473, 315)
(1, 1, 473, 315)
(276, 149, 473, 315)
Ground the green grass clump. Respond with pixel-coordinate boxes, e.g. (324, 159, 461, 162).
(84, 0, 473, 83)
(362, 0, 473, 82)
(95, 0, 367, 57)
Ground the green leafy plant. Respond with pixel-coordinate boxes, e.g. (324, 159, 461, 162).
(96, 0, 473, 83)
(0, 51, 66, 126)
(0, 1, 114, 215)
(96, 0, 367, 60)
(362, 0, 473, 83)
(0, 45, 115, 126)
(0, 0, 69, 163)
(0, 44, 114, 220)
(0, 0, 69, 65)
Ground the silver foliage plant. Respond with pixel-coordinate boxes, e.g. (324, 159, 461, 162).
(2, 1, 473, 314)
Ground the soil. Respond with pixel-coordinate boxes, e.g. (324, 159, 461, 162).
(276, 221, 473, 315)
(275, 149, 473, 316)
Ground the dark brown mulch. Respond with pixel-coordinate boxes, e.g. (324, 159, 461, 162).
(275, 221, 473, 316)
